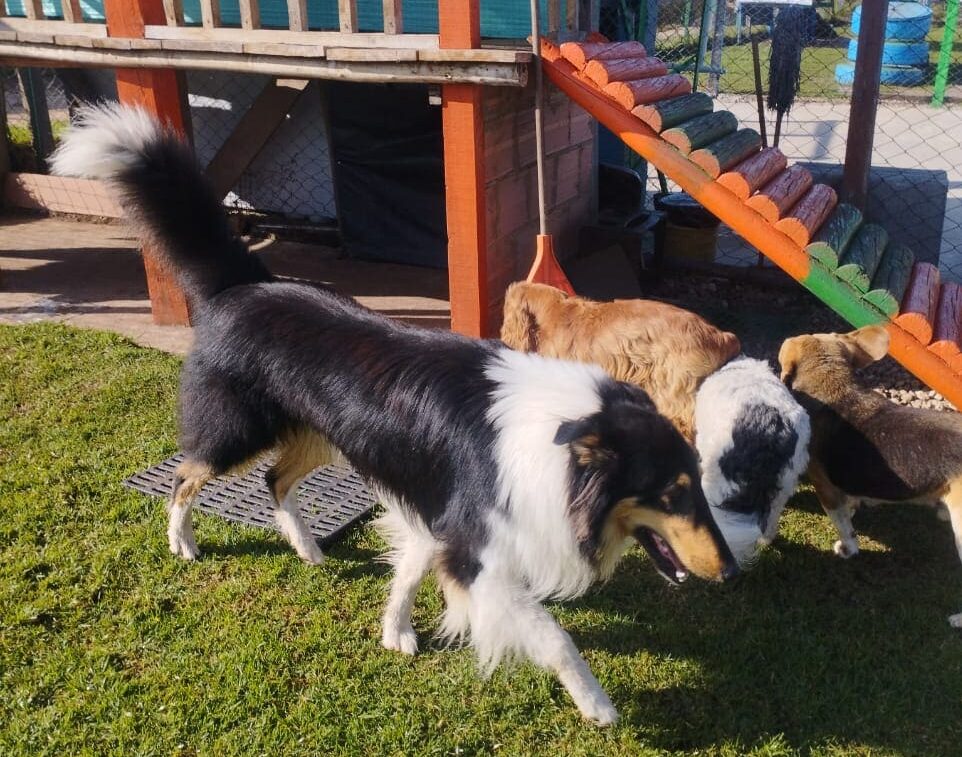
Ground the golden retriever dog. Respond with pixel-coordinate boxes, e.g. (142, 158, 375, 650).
(501, 282, 740, 440)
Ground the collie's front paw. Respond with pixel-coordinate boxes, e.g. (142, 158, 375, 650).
(168, 529, 200, 561)
(296, 541, 325, 566)
(949, 613, 962, 629)
(382, 623, 418, 655)
(580, 694, 619, 727)
(832, 539, 859, 559)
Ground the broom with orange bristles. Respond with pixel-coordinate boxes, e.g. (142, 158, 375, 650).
(525, 0, 577, 295)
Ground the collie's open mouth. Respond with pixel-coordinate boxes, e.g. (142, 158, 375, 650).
(635, 527, 690, 585)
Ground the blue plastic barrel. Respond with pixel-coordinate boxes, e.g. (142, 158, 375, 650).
(852, 2, 932, 41)
(835, 61, 927, 86)
(847, 38, 929, 66)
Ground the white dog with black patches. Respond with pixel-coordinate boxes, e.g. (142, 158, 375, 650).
(695, 357, 811, 565)
(52, 103, 740, 725)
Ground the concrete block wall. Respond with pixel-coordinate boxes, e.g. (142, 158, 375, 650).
(482, 82, 596, 334)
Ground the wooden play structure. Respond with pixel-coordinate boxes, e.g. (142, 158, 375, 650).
(540, 33, 962, 408)
(0, 0, 593, 337)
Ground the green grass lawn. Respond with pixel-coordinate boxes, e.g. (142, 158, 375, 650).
(3, 323, 962, 755)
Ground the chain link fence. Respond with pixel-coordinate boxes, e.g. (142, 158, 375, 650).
(3, 66, 338, 224)
(601, 0, 962, 284)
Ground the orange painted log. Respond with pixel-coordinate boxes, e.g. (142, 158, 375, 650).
(930, 282, 962, 369)
(717, 147, 787, 201)
(895, 262, 940, 345)
(560, 40, 646, 70)
(586, 56, 669, 87)
(744, 165, 813, 223)
(774, 184, 838, 247)
(609, 75, 691, 110)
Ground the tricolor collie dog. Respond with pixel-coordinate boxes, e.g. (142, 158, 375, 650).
(779, 326, 962, 629)
(501, 282, 809, 565)
(52, 104, 739, 724)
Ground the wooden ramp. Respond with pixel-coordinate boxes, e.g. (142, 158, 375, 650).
(544, 36, 962, 408)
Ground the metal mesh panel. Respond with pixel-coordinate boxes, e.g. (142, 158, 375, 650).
(124, 453, 375, 544)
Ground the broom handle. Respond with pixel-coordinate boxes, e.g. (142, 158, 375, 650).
(530, 0, 548, 236)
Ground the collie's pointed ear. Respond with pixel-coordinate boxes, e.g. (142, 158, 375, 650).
(554, 417, 613, 467)
(844, 325, 889, 368)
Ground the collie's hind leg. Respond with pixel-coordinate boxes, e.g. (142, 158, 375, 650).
(266, 429, 336, 565)
(941, 479, 962, 628)
(466, 568, 618, 726)
(168, 459, 214, 560)
(376, 506, 435, 655)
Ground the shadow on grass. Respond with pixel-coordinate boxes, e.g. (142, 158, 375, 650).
(563, 494, 962, 752)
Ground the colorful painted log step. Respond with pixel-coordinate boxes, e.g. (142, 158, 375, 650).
(541, 35, 962, 406)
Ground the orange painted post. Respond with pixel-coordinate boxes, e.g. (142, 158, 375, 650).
(439, 0, 488, 337)
(104, 0, 192, 326)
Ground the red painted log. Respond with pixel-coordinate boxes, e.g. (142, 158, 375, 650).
(895, 262, 940, 345)
(930, 282, 962, 368)
(560, 40, 646, 70)
(744, 165, 813, 223)
(587, 56, 669, 87)
(716, 147, 787, 201)
(774, 184, 838, 247)
(607, 74, 691, 110)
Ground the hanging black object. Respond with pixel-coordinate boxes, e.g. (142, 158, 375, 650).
(767, 5, 818, 144)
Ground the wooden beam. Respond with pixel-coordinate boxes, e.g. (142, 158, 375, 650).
(105, 0, 193, 326)
(23, 0, 44, 20)
(286, 0, 307, 32)
(162, 0, 184, 25)
(61, 0, 84, 23)
(205, 79, 308, 197)
(338, 0, 358, 33)
(439, 0, 487, 336)
(548, 0, 560, 33)
(17, 68, 54, 162)
(142, 24, 438, 49)
(199, 0, 220, 29)
(238, 0, 260, 30)
(841, 0, 888, 210)
(383, 0, 402, 34)
(0, 42, 529, 86)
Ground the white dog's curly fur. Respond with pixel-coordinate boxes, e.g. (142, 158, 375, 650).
(695, 357, 810, 565)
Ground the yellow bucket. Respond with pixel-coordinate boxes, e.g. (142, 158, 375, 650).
(663, 220, 717, 263)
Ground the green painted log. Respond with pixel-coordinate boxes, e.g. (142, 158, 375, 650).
(805, 203, 863, 270)
(835, 224, 889, 293)
(689, 129, 762, 178)
(803, 259, 889, 326)
(632, 92, 714, 132)
(862, 243, 915, 317)
(660, 111, 738, 155)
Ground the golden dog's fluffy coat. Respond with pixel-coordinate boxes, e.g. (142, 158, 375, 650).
(501, 282, 741, 440)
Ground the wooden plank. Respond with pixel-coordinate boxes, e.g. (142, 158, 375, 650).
(566, 0, 578, 32)
(930, 282, 962, 369)
(548, 0, 560, 33)
(0, 42, 528, 86)
(660, 111, 737, 155)
(418, 48, 530, 63)
(162, 0, 184, 25)
(16, 29, 56, 43)
(54, 32, 96, 47)
(241, 40, 324, 56)
(23, 0, 44, 20)
(199, 0, 220, 29)
(630, 92, 712, 133)
(61, 0, 84, 23)
(835, 223, 888, 293)
(327, 46, 416, 61)
(238, 0, 259, 30)
(383, 0, 402, 34)
(862, 242, 914, 317)
(585, 56, 667, 87)
(287, 0, 308, 32)
(744, 165, 813, 223)
(160, 37, 243, 52)
(142, 25, 439, 49)
(773, 184, 838, 247)
(205, 78, 308, 197)
(1, 18, 107, 35)
(895, 262, 940, 344)
(559, 40, 645, 70)
(91, 36, 163, 49)
(338, 0, 358, 33)
(4, 172, 123, 216)
(805, 202, 863, 270)
(717, 147, 787, 201)
(689, 129, 761, 179)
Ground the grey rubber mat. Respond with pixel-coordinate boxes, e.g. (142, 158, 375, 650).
(124, 453, 376, 544)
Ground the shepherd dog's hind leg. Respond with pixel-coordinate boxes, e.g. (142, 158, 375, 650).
(266, 428, 337, 565)
(168, 459, 214, 560)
